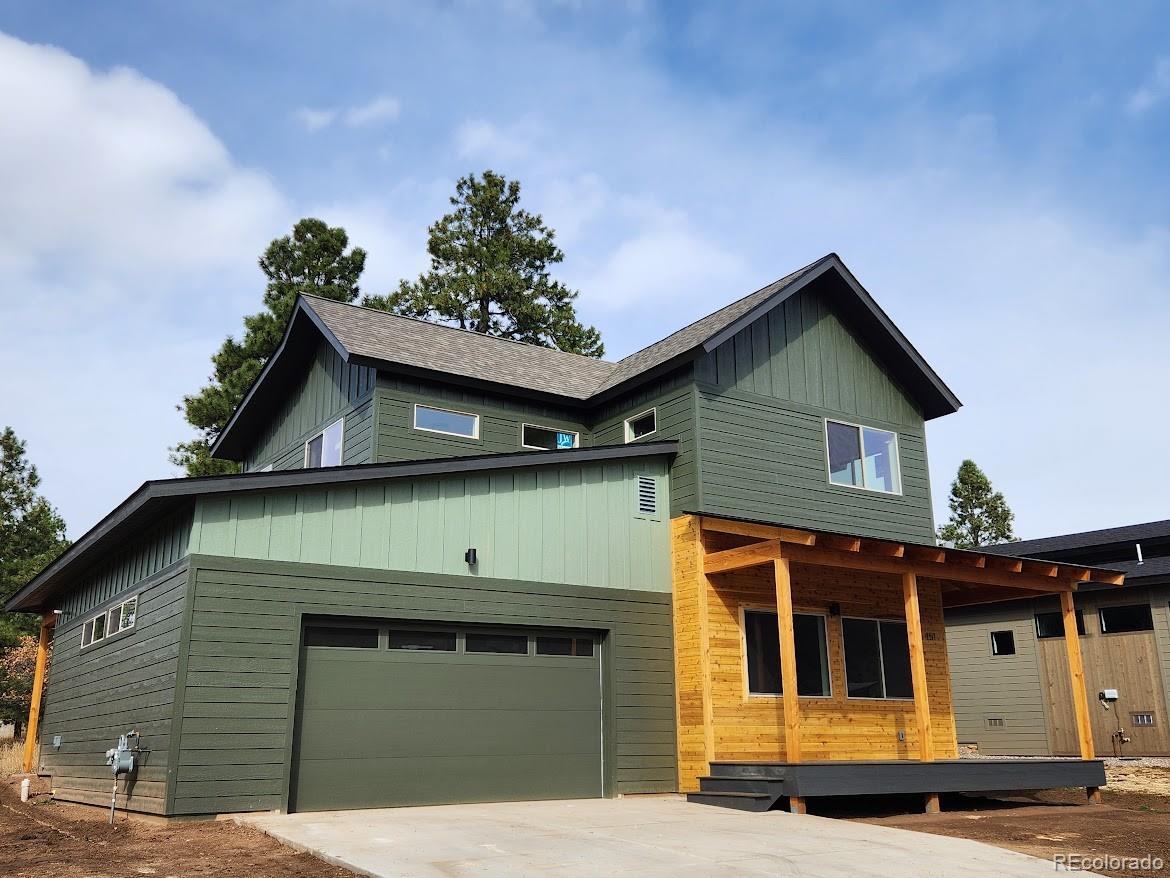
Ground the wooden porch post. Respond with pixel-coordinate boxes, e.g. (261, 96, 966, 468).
(22, 612, 55, 774)
(1060, 591, 1101, 802)
(902, 572, 939, 813)
(774, 556, 806, 814)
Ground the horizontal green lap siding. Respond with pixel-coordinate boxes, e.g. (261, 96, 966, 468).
(38, 563, 191, 815)
(188, 459, 671, 592)
(245, 340, 377, 471)
(696, 387, 935, 542)
(172, 556, 678, 815)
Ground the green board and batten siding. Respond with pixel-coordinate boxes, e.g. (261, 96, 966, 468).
(245, 341, 377, 472)
(692, 287, 936, 543)
(37, 510, 193, 814)
(174, 557, 676, 814)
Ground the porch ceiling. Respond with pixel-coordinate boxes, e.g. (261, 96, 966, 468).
(697, 517, 1125, 607)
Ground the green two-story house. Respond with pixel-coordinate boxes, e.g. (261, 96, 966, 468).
(10, 253, 1116, 818)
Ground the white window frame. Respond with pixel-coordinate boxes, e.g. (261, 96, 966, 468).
(824, 418, 903, 495)
(520, 422, 580, 451)
(841, 615, 914, 702)
(304, 417, 345, 468)
(81, 594, 139, 649)
(623, 407, 657, 443)
(412, 403, 481, 440)
(739, 605, 832, 700)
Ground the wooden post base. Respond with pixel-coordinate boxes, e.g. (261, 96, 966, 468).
(1087, 786, 1103, 805)
(924, 792, 941, 814)
(788, 796, 807, 815)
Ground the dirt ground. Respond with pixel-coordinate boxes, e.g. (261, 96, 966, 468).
(0, 775, 354, 878)
(842, 762, 1170, 878)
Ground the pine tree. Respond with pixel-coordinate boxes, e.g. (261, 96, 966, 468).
(363, 170, 603, 357)
(0, 428, 69, 644)
(173, 219, 367, 475)
(937, 459, 1018, 549)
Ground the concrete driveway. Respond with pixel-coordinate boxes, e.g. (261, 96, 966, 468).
(240, 796, 1079, 877)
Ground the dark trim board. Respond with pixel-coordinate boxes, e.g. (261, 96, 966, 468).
(697, 759, 1105, 803)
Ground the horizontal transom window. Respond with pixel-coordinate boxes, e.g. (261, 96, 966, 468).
(82, 595, 138, 648)
(521, 424, 579, 450)
(1099, 604, 1154, 634)
(743, 609, 831, 697)
(414, 404, 479, 438)
(826, 420, 901, 494)
(624, 409, 656, 442)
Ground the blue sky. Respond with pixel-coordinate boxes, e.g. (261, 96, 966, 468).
(1, 2, 1168, 540)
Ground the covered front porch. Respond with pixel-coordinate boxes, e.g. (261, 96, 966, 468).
(671, 515, 1124, 814)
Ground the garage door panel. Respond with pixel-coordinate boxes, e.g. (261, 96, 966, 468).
(300, 659, 599, 711)
(296, 707, 602, 760)
(295, 753, 602, 811)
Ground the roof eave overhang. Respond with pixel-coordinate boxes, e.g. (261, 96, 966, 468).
(6, 442, 679, 613)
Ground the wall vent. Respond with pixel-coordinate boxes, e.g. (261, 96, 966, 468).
(986, 717, 1005, 728)
(636, 475, 657, 516)
(1133, 712, 1155, 727)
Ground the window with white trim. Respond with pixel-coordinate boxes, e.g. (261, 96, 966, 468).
(413, 404, 479, 439)
(305, 418, 344, 468)
(826, 420, 901, 494)
(521, 423, 579, 450)
(842, 617, 913, 699)
(742, 609, 831, 697)
(624, 408, 656, 442)
(82, 595, 138, 648)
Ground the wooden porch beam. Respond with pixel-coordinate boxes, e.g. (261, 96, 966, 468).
(779, 544, 1078, 593)
(819, 535, 862, 552)
(704, 539, 783, 574)
(985, 556, 1023, 574)
(862, 540, 905, 557)
(1061, 591, 1095, 760)
(774, 557, 802, 763)
(22, 612, 55, 774)
(1023, 561, 1059, 578)
(902, 573, 934, 762)
(903, 545, 946, 564)
(698, 517, 816, 546)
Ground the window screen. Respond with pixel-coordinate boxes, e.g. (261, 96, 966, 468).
(466, 632, 528, 654)
(1035, 610, 1086, 638)
(414, 405, 479, 438)
(304, 626, 379, 648)
(522, 424, 578, 450)
(743, 610, 830, 697)
(990, 630, 1016, 656)
(1099, 604, 1154, 634)
(387, 630, 456, 651)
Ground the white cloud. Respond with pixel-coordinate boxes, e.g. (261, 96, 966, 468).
(1126, 56, 1170, 115)
(455, 118, 542, 162)
(294, 95, 401, 131)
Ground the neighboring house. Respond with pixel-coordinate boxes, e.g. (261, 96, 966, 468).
(7, 253, 1122, 818)
(948, 521, 1170, 757)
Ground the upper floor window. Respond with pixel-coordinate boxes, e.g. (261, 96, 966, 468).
(414, 404, 479, 439)
(82, 595, 138, 648)
(305, 418, 344, 468)
(521, 423, 579, 450)
(624, 408, 657, 442)
(826, 420, 901, 494)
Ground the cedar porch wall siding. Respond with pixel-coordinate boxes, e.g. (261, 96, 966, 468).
(672, 517, 957, 792)
(173, 557, 678, 815)
(693, 288, 935, 544)
(37, 562, 191, 815)
(245, 341, 377, 471)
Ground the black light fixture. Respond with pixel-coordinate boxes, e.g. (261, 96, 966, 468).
(464, 548, 478, 567)
(829, 602, 841, 617)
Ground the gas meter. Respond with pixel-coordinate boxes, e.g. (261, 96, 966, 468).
(106, 732, 139, 776)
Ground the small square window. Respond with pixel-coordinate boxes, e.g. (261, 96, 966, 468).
(1099, 604, 1154, 634)
(305, 418, 344, 468)
(990, 630, 1016, 656)
(624, 409, 656, 442)
(521, 424, 579, 450)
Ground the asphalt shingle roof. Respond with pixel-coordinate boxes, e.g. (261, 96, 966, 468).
(984, 520, 1170, 557)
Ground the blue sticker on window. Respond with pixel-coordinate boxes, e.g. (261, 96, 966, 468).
(556, 432, 575, 449)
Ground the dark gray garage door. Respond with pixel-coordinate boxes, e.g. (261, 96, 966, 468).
(292, 622, 603, 811)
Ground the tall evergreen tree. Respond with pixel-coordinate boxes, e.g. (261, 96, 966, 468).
(0, 428, 69, 645)
(937, 459, 1018, 549)
(173, 219, 367, 475)
(363, 170, 603, 357)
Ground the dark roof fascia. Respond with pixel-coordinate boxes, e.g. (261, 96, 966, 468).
(211, 299, 354, 460)
(6, 442, 678, 613)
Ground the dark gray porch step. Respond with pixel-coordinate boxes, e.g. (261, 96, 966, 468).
(687, 790, 775, 812)
(698, 775, 784, 795)
(709, 762, 790, 780)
